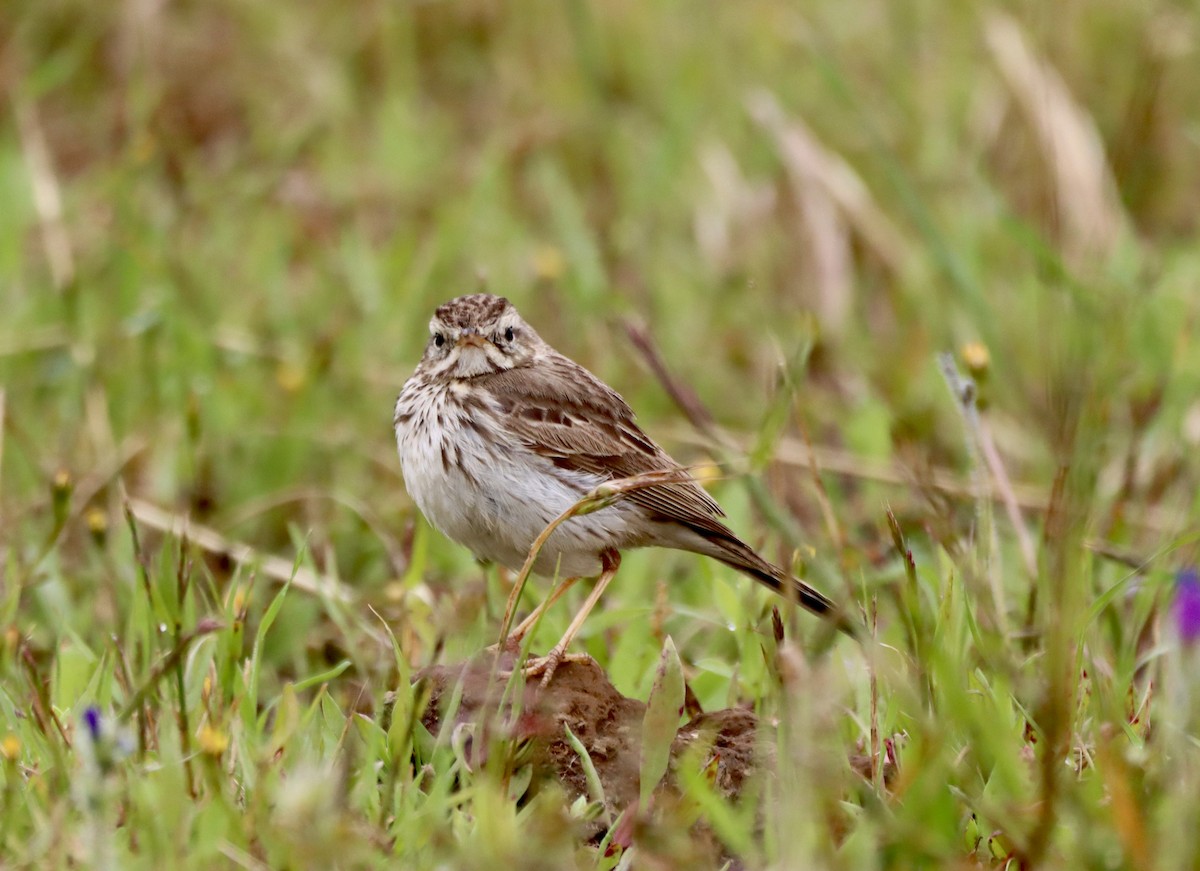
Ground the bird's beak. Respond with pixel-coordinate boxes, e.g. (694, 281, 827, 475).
(456, 333, 486, 348)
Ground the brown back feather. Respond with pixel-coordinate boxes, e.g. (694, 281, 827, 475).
(476, 353, 726, 526)
(476, 352, 856, 633)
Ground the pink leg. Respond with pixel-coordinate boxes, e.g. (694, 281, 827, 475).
(506, 575, 580, 644)
(525, 549, 621, 688)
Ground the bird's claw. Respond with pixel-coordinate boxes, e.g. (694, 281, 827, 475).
(522, 649, 591, 688)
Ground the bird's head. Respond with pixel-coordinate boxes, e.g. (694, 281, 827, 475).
(421, 293, 541, 378)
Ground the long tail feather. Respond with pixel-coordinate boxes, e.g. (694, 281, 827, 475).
(718, 556, 860, 638)
(680, 519, 861, 638)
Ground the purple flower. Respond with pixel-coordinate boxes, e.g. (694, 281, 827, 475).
(82, 706, 102, 742)
(1175, 569, 1200, 646)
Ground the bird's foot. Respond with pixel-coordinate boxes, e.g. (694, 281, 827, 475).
(484, 639, 588, 688)
(522, 648, 591, 688)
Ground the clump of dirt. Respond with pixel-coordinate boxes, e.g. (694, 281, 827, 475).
(416, 652, 762, 844)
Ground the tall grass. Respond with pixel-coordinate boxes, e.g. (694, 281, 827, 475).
(2, 0, 1199, 867)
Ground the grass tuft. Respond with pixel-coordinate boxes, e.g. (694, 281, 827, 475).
(3, 1, 1200, 867)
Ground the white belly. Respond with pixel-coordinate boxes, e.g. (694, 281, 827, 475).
(394, 383, 645, 577)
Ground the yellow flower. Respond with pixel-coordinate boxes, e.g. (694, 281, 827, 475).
(531, 245, 565, 281)
(1, 734, 20, 761)
(197, 724, 229, 756)
(961, 341, 990, 375)
(51, 470, 72, 522)
(85, 507, 108, 543)
(691, 460, 722, 487)
(228, 586, 248, 615)
(275, 361, 306, 393)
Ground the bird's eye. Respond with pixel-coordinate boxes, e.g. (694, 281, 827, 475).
(433, 333, 445, 348)
(504, 327, 515, 342)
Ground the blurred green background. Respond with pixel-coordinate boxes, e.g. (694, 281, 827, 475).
(3, 0, 1200, 867)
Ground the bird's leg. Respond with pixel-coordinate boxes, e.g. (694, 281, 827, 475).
(505, 575, 580, 646)
(524, 549, 621, 688)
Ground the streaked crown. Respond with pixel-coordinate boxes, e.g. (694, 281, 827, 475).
(434, 294, 513, 330)
(419, 293, 539, 378)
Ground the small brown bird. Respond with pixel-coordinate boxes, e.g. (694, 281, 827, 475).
(394, 294, 853, 680)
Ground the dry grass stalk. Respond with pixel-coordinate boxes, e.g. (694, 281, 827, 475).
(694, 142, 776, 274)
(667, 425, 1184, 535)
(126, 497, 358, 604)
(746, 93, 853, 330)
(984, 12, 1128, 264)
(747, 89, 909, 330)
(976, 416, 1040, 578)
(12, 98, 75, 291)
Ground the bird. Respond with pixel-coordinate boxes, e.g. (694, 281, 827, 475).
(394, 293, 855, 683)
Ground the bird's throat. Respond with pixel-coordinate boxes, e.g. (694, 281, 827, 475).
(451, 346, 499, 378)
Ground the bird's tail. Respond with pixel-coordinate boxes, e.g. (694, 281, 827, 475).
(721, 556, 861, 638)
(682, 520, 860, 638)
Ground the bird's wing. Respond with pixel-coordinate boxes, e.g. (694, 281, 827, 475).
(476, 353, 726, 523)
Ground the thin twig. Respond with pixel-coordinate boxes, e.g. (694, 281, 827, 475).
(623, 320, 720, 440)
(125, 497, 357, 604)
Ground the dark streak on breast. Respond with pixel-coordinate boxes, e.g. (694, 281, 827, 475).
(458, 464, 479, 488)
(461, 393, 488, 414)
